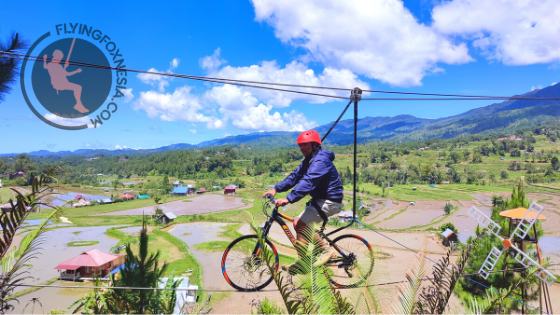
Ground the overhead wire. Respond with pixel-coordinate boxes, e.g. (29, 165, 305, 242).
(3, 50, 560, 101)
(10, 266, 553, 293)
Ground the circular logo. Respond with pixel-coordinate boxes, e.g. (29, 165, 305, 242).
(32, 39, 111, 118)
(21, 24, 127, 130)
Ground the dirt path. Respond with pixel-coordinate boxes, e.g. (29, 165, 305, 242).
(104, 193, 247, 216)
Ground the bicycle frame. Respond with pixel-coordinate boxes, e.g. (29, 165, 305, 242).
(257, 201, 349, 262)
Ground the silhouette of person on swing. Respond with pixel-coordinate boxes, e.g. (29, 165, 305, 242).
(42, 42, 89, 114)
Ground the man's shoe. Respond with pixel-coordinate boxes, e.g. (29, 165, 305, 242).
(313, 248, 337, 267)
(281, 261, 307, 275)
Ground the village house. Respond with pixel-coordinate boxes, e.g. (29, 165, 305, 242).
(155, 211, 177, 224)
(224, 185, 237, 195)
(55, 249, 125, 281)
(172, 186, 188, 195)
(120, 192, 136, 200)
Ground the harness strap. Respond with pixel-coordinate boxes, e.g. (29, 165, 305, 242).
(309, 199, 329, 228)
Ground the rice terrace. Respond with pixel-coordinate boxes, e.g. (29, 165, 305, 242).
(1, 1, 560, 314)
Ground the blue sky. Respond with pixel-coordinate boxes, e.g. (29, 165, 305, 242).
(1, 0, 559, 154)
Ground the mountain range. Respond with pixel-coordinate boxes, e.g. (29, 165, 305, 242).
(4, 83, 559, 157)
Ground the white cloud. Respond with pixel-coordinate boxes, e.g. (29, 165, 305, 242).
(170, 58, 180, 69)
(200, 48, 226, 72)
(133, 86, 217, 127)
(205, 83, 315, 131)
(230, 103, 314, 131)
(252, 0, 471, 86)
(137, 57, 181, 92)
(432, 0, 560, 65)
(136, 57, 329, 132)
(137, 67, 170, 92)
(209, 60, 369, 107)
(121, 88, 134, 103)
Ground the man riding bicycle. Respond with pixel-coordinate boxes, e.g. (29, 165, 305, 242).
(264, 129, 343, 273)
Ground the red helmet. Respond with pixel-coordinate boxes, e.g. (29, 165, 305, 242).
(296, 130, 322, 145)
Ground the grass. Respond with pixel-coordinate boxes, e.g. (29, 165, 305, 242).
(0, 187, 15, 202)
(194, 241, 230, 252)
(106, 226, 202, 286)
(354, 182, 513, 201)
(66, 240, 99, 247)
(67, 215, 143, 227)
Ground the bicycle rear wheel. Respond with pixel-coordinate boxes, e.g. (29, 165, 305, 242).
(326, 234, 374, 288)
(221, 234, 279, 291)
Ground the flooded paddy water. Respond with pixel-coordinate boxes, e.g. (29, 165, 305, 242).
(106, 193, 246, 216)
(10, 225, 119, 314)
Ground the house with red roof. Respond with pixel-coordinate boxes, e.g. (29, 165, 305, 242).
(120, 192, 136, 200)
(55, 249, 125, 281)
(224, 185, 237, 195)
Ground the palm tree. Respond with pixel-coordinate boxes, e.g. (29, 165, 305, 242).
(73, 219, 179, 314)
(0, 33, 25, 102)
(0, 176, 58, 313)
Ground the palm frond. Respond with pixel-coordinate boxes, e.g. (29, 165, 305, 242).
(415, 242, 474, 314)
(0, 175, 56, 258)
(0, 209, 58, 313)
(0, 33, 26, 100)
(252, 220, 354, 314)
(393, 253, 426, 314)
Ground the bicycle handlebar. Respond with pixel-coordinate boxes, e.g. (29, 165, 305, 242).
(264, 194, 277, 204)
(263, 194, 294, 222)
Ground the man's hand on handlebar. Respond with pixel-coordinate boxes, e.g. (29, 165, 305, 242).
(275, 198, 289, 207)
(263, 189, 276, 198)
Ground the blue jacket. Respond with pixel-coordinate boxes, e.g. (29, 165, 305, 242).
(275, 149, 343, 203)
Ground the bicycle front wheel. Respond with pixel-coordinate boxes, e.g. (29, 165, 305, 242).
(221, 234, 279, 291)
(327, 234, 374, 288)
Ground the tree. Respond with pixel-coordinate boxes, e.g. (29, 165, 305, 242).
(112, 179, 122, 191)
(0, 33, 25, 102)
(443, 202, 454, 215)
(500, 170, 509, 179)
(160, 175, 170, 193)
(551, 156, 559, 171)
(74, 219, 180, 314)
(471, 152, 482, 164)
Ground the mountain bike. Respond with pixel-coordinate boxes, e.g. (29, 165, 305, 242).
(221, 196, 374, 291)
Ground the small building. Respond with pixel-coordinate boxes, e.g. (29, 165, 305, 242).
(441, 228, 458, 246)
(155, 211, 177, 224)
(73, 199, 91, 207)
(224, 185, 237, 195)
(186, 184, 196, 194)
(120, 192, 136, 200)
(8, 171, 25, 180)
(137, 194, 150, 200)
(337, 210, 354, 222)
(172, 186, 188, 195)
(99, 198, 113, 204)
(55, 249, 125, 281)
(196, 188, 207, 194)
(159, 277, 199, 313)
